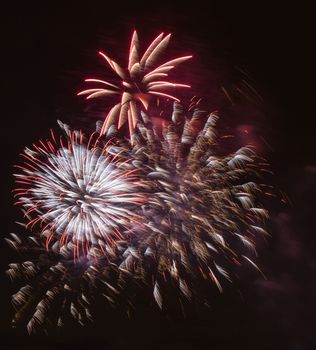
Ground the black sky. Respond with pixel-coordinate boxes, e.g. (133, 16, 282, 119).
(1, 2, 316, 349)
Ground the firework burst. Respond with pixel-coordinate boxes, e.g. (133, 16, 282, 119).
(14, 121, 148, 259)
(6, 230, 133, 333)
(114, 103, 271, 311)
(78, 31, 192, 137)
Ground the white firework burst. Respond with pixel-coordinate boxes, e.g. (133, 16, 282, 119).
(14, 121, 147, 258)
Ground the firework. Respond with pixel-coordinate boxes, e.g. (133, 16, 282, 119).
(14, 121, 148, 259)
(7, 30, 275, 332)
(6, 230, 133, 333)
(78, 31, 192, 137)
(115, 102, 270, 311)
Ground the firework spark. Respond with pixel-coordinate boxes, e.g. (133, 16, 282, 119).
(78, 31, 192, 137)
(14, 121, 148, 259)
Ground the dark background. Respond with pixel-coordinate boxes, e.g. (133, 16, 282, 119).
(1, 1, 315, 349)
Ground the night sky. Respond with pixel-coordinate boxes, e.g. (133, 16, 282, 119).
(1, 2, 315, 349)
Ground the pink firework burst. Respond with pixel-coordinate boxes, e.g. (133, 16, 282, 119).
(78, 31, 192, 138)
